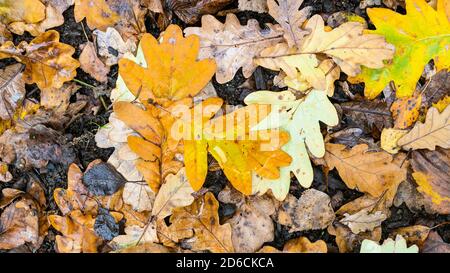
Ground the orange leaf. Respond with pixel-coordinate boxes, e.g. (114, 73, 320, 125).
(0, 30, 79, 89)
(390, 93, 422, 129)
(74, 0, 120, 31)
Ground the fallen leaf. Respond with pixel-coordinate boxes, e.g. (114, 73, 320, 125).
(422, 231, 450, 253)
(49, 210, 102, 253)
(380, 128, 408, 154)
(397, 106, 450, 150)
(245, 90, 338, 200)
(151, 168, 195, 219)
(340, 100, 393, 136)
(0, 30, 79, 89)
(93, 27, 136, 66)
(349, 0, 450, 98)
(112, 242, 173, 253)
(433, 95, 450, 113)
(166, 192, 234, 253)
(122, 182, 155, 212)
(74, 0, 120, 31)
(82, 161, 127, 196)
(390, 93, 422, 129)
(79, 42, 110, 83)
(267, 0, 312, 48)
(340, 209, 387, 234)
(277, 190, 335, 232)
(411, 148, 450, 207)
(0, 64, 25, 120)
(360, 234, 419, 253)
(0, 0, 45, 24)
(184, 13, 284, 84)
(324, 143, 407, 198)
(110, 223, 158, 249)
(256, 15, 393, 90)
(219, 187, 276, 252)
(164, 0, 233, 24)
(259, 237, 327, 253)
(328, 223, 382, 253)
(0, 198, 40, 250)
(238, 0, 268, 13)
(8, 0, 74, 36)
(391, 225, 430, 247)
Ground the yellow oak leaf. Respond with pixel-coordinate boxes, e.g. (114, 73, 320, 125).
(74, 0, 120, 31)
(0, 0, 45, 24)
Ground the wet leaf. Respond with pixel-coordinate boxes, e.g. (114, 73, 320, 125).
(82, 161, 127, 196)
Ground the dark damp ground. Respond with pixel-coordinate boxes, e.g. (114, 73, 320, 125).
(0, 0, 448, 253)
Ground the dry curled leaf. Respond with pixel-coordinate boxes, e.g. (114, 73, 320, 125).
(0, 30, 79, 89)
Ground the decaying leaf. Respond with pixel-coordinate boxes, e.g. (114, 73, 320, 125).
(340, 100, 393, 136)
(277, 190, 335, 232)
(422, 231, 450, 253)
(391, 225, 431, 247)
(411, 148, 450, 207)
(360, 234, 419, 253)
(397, 106, 450, 150)
(349, 0, 450, 98)
(0, 64, 25, 120)
(166, 192, 234, 253)
(324, 143, 407, 199)
(328, 223, 382, 253)
(245, 90, 338, 200)
(390, 93, 422, 129)
(184, 13, 284, 83)
(0, 30, 79, 89)
(219, 187, 277, 252)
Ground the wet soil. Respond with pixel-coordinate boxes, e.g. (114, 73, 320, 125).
(0, 0, 448, 253)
